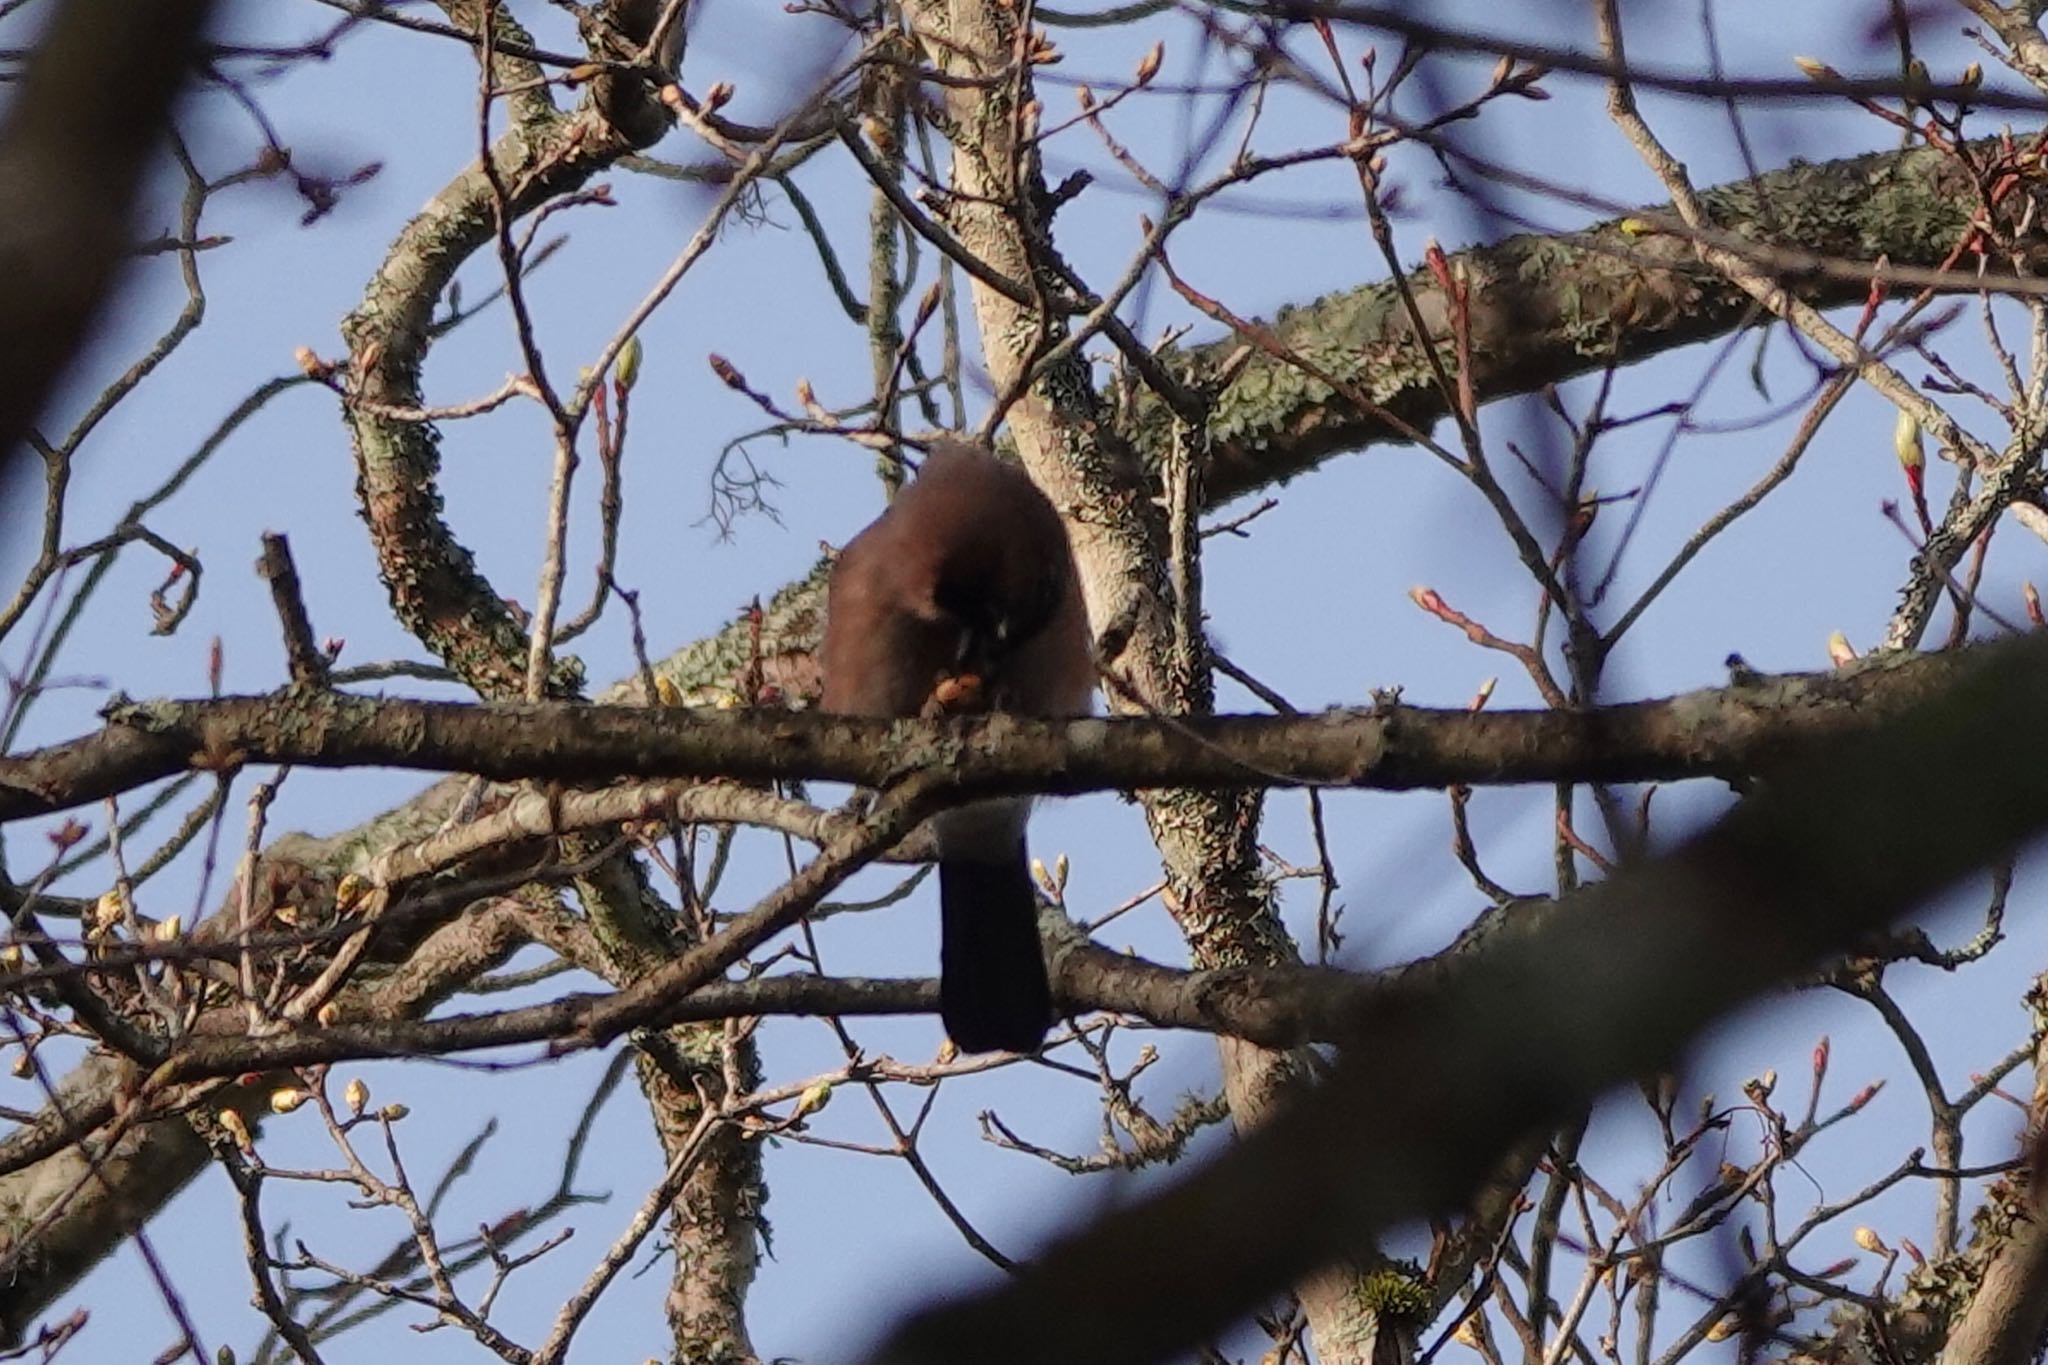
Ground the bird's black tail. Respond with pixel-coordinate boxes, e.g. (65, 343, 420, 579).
(938, 851, 1052, 1054)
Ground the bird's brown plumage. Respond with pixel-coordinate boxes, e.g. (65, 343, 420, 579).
(819, 438, 1094, 1052)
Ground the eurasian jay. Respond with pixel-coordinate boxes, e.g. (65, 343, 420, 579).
(820, 438, 1095, 1054)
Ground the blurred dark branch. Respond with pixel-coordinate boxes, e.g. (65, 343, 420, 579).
(867, 633, 2048, 1365)
(0, 0, 216, 470)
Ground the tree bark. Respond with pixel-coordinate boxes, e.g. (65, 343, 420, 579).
(2, 104, 2039, 1355)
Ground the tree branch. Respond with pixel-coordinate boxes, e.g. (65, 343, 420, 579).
(866, 631, 2048, 1365)
(0, 650, 1976, 820)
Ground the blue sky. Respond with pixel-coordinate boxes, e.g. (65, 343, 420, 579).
(3, 0, 2044, 1360)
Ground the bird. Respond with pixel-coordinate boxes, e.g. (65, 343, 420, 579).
(819, 437, 1095, 1054)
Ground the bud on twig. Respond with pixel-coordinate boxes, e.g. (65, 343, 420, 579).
(615, 334, 643, 393)
(1134, 42, 1163, 87)
(796, 378, 830, 423)
(792, 1081, 833, 1119)
(912, 279, 943, 332)
(708, 354, 747, 390)
(1893, 409, 1924, 472)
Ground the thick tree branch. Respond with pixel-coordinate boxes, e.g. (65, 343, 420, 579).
(1939, 1152, 2048, 1365)
(1159, 138, 2045, 504)
(1933, 999, 2048, 1365)
(337, 3, 659, 698)
(0, 650, 1974, 820)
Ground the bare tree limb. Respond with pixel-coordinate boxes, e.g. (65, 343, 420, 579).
(0, 649, 1976, 820)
